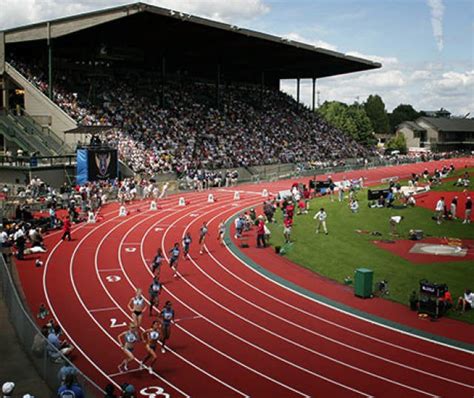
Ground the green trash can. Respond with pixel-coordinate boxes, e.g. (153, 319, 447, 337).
(354, 268, 373, 298)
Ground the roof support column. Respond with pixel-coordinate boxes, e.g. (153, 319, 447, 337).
(312, 77, 316, 112)
(216, 63, 221, 109)
(47, 22, 53, 100)
(0, 31, 5, 76)
(2, 76, 9, 111)
(296, 78, 300, 111)
(0, 32, 6, 111)
(260, 72, 265, 107)
(160, 56, 166, 108)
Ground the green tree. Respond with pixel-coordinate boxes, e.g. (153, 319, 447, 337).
(346, 104, 376, 145)
(386, 133, 407, 153)
(364, 94, 389, 134)
(389, 104, 420, 133)
(317, 101, 375, 145)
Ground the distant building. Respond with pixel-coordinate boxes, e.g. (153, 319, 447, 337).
(420, 108, 451, 119)
(397, 117, 474, 151)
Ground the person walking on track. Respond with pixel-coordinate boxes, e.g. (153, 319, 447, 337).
(182, 232, 192, 259)
(217, 220, 226, 246)
(140, 320, 162, 374)
(148, 277, 162, 316)
(199, 222, 209, 254)
(118, 323, 139, 373)
(128, 288, 147, 327)
(159, 301, 175, 354)
(151, 248, 164, 277)
(169, 243, 180, 277)
(61, 216, 72, 241)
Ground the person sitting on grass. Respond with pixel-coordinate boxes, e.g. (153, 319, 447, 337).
(369, 195, 385, 208)
(405, 194, 416, 207)
(456, 289, 474, 313)
(349, 199, 359, 213)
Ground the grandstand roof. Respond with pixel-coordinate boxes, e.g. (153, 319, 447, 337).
(1, 2, 380, 82)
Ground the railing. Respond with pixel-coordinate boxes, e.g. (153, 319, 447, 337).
(0, 255, 104, 397)
(0, 155, 76, 167)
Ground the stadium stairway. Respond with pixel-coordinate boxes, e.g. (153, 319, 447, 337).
(0, 110, 61, 156)
(5, 62, 77, 150)
(17, 111, 72, 155)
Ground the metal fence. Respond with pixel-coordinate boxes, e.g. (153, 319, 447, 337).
(0, 254, 103, 397)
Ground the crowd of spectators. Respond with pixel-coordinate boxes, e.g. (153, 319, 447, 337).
(9, 58, 375, 175)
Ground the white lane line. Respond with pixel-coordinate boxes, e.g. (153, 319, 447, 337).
(174, 315, 202, 323)
(70, 206, 192, 398)
(134, 197, 312, 397)
(223, 212, 474, 356)
(96, 195, 248, 398)
(108, 368, 143, 378)
(43, 202, 146, 392)
(169, 200, 438, 397)
(98, 268, 122, 272)
(90, 306, 118, 313)
(213, 231, 473, 371)
(154, 197, 366, 397)
(201, 231, 473, 389)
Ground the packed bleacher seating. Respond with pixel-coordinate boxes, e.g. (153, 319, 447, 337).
(9, 58, 376, 175)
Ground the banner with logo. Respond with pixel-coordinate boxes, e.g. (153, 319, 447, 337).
(76, 148, 118, 184)
(88, 148, 118, 182)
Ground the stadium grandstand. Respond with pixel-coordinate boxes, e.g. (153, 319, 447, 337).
(0, 2, 381, 178)
(1, 3, 473, 398)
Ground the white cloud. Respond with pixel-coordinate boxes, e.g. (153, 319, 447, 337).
(429, 70, 474, 95)
(283, 32, 338, 51)
(281, 54, 473, 116)
(345, 51, 398, 66)
(427, 0, 445, 51)
(410, 70, 432, 80)
(0, 0, 270, 29)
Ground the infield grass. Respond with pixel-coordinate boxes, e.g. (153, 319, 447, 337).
(267, 170, 474, 324)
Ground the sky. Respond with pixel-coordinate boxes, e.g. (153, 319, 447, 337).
(0, 0, 473, 115)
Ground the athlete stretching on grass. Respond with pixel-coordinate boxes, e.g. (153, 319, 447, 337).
(140, 320, 162, 374)
(128, 289, 147, 328)
(159, 301, 175, 354)
(169, 243, 180, 277)
(118, 323, 139, 373)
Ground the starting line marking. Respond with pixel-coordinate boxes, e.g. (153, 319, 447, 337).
(90, 306, 118, 313)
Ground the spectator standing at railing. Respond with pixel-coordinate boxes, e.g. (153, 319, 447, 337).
(2, 382, 15, 397)
(58, 363, 77, 384)
(57, 373, 84, 398)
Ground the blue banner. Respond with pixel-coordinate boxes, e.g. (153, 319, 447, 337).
(76, 149, 88, 185)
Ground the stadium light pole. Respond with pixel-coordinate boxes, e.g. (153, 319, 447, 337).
(312, 77, 316, 112)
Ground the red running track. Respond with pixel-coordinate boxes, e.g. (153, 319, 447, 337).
(16, 159, 474, 397)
